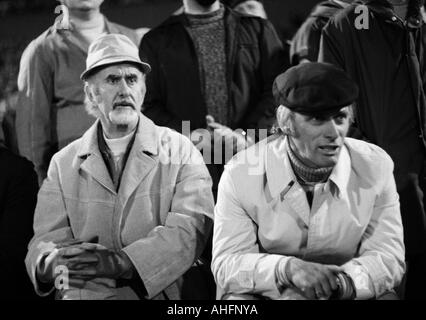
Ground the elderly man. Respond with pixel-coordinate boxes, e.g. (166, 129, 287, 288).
(16, 0, 140, 184)
(211, 62, 405, 300)
(25, 34, 214, 300)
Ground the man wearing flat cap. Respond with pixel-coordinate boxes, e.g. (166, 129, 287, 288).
(211, 62, 405, 300)
(25, 34, 214, 300)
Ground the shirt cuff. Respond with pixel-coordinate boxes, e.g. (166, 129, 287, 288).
(342, 261, 375, 300)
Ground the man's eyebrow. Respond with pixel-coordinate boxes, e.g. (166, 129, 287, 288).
(105, 74, 121, 80)
(124, 73, 139, 78)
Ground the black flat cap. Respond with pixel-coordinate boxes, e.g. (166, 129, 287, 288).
(272, 62, 359, 115)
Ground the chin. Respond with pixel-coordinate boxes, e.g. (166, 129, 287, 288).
(109, 109, 138, 126)
(318, 157, 338, 168)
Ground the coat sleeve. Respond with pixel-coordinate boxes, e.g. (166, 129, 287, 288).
(318, 16, 346, 68)
(16, 40, 54, 184)
(122, 142, 214, 298)
(290, 17, 324, 65)
(243, 20, 287, 137)
(342, 154, 405, 299)
(25, 155, 74, 296)
(211, 168, 288, 299)
(139, 33, 183, 132)
(318, 17, 369, 141)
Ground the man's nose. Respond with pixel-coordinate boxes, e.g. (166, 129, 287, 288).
(323, 120, 340, 139)
(118, 79, 131, 97)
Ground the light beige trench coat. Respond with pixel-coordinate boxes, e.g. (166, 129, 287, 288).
(25, 114, 214, 299)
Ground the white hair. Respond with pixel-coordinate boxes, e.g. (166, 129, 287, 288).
(273, 104, 355, 135)
(84, 80, 102, 119)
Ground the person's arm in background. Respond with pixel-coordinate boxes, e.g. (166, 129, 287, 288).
(16, 40, 54, 184)
(290, 16, 326, 65)
(139, 32, 183, 132)
(318, 17, 368, 141)
(243, 19, 287, 138)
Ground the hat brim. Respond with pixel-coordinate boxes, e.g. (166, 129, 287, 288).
(80, 56, 151, 80)
(291, 103, 353, 117)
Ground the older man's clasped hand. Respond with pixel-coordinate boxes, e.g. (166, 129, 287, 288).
(36, 238, 133, 288)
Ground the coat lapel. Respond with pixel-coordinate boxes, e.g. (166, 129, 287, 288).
(118, 115, 159, 202)
(77, 120, 116, 194)
(265, 136, 310, 226)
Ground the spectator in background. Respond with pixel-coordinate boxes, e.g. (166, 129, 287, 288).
(140, 0, 285, 196)
(16, 0, 140, 184)
(319, 0, 426, 299)
(290, 0, 352, 65)
(0, 144, 39, 299)
(222, 0, 267, 18)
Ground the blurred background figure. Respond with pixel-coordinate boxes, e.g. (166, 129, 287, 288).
(0, 143, 39, 299)
(320, 0, 426, 299)
(15, 0, 139, 184)
(290, 0, 352, 65)
(222, 0, 267, 18)
(140, 0, 286, 197)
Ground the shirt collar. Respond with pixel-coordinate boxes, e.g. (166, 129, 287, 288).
(327, 142, 351, 199)
(265, 135, 351, 200)
(265, 135, 297, 200)
(77, 113, 158, 159)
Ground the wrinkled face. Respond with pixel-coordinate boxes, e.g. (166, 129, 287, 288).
(85, 63, 146, 134)
(289, 107, 351, 168)
(60, 0, 104, 10)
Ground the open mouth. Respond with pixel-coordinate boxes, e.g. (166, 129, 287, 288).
(318, 145, 339, 153)
(113, 103, 135, 110)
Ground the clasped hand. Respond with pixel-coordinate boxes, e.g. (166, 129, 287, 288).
(37, 239, 133, 288)
(285, 258, 344, 300)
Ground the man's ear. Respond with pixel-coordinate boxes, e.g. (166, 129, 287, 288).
(276, 105, 286, 127)
(84, 83, 95, 103)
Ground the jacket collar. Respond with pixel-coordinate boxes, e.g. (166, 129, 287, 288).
(76, 113, 159, 196)
(265, 136, 297, 200)
(161, 5, 238, 28)
(265, 135, 351, 200)
(327, 142, 351, 199)
(310, 1, 344, 18)
(362, 0, 424, 29)
(77, 113, 158, 159)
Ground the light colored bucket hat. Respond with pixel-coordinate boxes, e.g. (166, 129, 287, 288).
(80, 33, 151, 80)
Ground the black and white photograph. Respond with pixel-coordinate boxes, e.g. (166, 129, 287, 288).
(0, 0, 424, 314)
